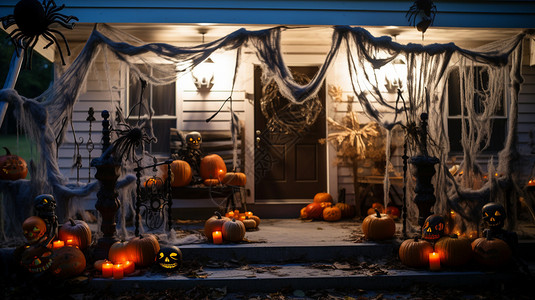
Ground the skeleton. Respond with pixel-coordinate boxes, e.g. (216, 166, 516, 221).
(33, 194, 58, 247)
(172, 131, 203, 184)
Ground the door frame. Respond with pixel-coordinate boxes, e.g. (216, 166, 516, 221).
(243, 53, 338, 205)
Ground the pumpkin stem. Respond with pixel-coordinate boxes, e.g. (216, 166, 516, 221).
(215, 211, 222, 219)
(413, 236, 419, 242)
(374, 208, 381, 218)
(69, 218, 76, 226)
(3, 147, 11, 155)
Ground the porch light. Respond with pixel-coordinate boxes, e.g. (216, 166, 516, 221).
(192, 29, 215, 92)
(384, 58, 407, 93)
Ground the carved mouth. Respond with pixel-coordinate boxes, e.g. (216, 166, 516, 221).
(28, 259, 53, 273)
(160, 262, 178, 269)
(423, 234, 441, 240)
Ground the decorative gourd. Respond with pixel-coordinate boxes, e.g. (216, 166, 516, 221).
(200, 154, 227, 180)
(22, 216, 46, 244)
(160, 160, 192, 187)
(386, 206, 401, 220)
(222, 172, 247, 186)
(250, 215, 261, 227)
(49, 246, 86, 278)
(471, 236, 512, 268)
(58, 219, 92, 250)
(204, 212, 230, 241)
(127, 234, 160, 267)
(434, 234, 472, 267)
(242, 217, 257, 229)
(108, 240, 130, 264)
(398, 237, 434, 267)
(361, 208, 396, 240)
(304, 202, 324, 220)
(0, 147, 28, 180)
(313, 192, 333, 204)
(323, 206, 342, 222)
(222, 219, 246, 242)
(203, 178, 220, 186)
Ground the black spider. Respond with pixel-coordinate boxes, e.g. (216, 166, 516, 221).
(406, 0, 437, 33)
(112, 122, 156, 162)
(0, 0, 78, 69)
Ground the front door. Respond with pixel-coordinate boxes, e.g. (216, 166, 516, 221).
(254, 66, 326, 201)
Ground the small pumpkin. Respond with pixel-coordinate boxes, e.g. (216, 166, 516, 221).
(250, 215, 261, 227)
(434, 234, 472, 267)
(22, 216, 47, 244)
(200, 154, 227, 181)
(323, 206, 342, 222)
(471, 236, 512, 268)
(335, 202, 355, 219)
(127, 234, 160, 267)
(93, 259, 109, 271)
(204, 212, 230, 241)
(313, 192, 333, 204)
(386, 206, 401, 220)
(203, 178, 220, 186)
(222, 172, 247, 186)
(398, 236, 434, 268)
(367, 202, 385, 215)
(49, 246, 86, 278)
(144, 177, 164, 189)
(300, 207, 309, 219)
(58, 218, 92, 250)
(242, 217, 257, 229)
(160, 160, 192, 187)
(108, 240, 130, 264)
(304, 202, 324, 220)
(222, 219, 246, 242)
(362, 208, 396, 240)
(0, 147, 28, 180)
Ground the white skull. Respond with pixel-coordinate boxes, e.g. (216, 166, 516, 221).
(186, 131, 202, 150)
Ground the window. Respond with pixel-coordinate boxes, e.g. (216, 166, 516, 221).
(446, 66, 507, 153)
(128, 64, 176, 155)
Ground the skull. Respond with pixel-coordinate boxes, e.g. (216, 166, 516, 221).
(186, 131, 202, 150)
(20, 244, 53, 273)
(34, 194, 56, 214)
(157, 246, 182, 270)
(482, 202, 506, 229)
(421, 214, 445, 242)
(22, 216, 46, 244)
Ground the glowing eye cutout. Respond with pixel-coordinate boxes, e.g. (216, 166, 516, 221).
(189, 138, 193, 142)
(170, 253, 178, 260)
(495, 211, 501, 216)
(159, 253, 164, 259)
(32, 227, 40, 232)
(484, 212, 489, 217)
(43, 199, 48, 203)
(197, 138, 201, 141)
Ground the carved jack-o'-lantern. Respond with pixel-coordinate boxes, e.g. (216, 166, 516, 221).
(186, 131, 202, 150)
(157, 246, 182, 270)
(422, 214, 445, 243)
(20, 244, 53, 273)
(482, 202, 506, 229)
(22, 216, 46, 244)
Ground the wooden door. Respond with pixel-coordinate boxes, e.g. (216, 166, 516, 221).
(254, 66, 326, 200)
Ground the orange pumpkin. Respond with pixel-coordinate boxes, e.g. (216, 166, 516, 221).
(323, 206, 342, 222)
(127, 234, 160, 267)
(144, 177, 164, 189)
(93, 259, 109, 271)
(385, 206, 401, 220)
(398, 237, 434, 268)
(160, 160, 192, 187)
(313, 192, 333, 203)
(22, 216, 47, 244)
(471, 236, 512, 268)
(222, 172, 247, 186)
(300, 207, 309, 219)
(222, 219, 246, 242)
(304, 202, 324, 220)
(108, 240, 130, 264)
(250, 215, 261, 227)
(200, 154, 227, 180)
(0, 147, 28, 180)
(49, 246, 86, 278)
(203, 178, 220, 186)
(335, 202, 356, 219)
(58, 219, 92, 250)
(362, 208, 396, 240)
(434, 235, 472, 267)
(204, 212, 230, 240)
(367, 202, 385, 215)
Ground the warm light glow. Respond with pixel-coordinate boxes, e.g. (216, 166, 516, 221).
(65, 239, 75, 247)
(113, 264, 124, 279)
(246, 211, 253, 218)
(212, 231, 223, 244)
(192, 57, 215, 91)
(528, 179, 535, 186)
(450, 210, 455, 217)
(52, 240, 64, 249)
(226, 211, 235, 218)
(123, 261, 135, 275)
(429, 252, 441, 271)
(102, 262, 113, 278)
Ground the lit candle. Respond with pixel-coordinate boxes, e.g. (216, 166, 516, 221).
(65, 239, 75, 247)
(102, 262, 113, 278)
(113, 263, 124, 279)
(227, 211, 235, 218)
(212, 231, 223, 244)
(429, 252, 441, 271)
(246, 211, 253, 218)
(239, 215, 246, 221)
(528, 179, 535, 186)
(218, 169, 224, 181)
(123, 260, 135, 275)
(52, 240, 64, 249)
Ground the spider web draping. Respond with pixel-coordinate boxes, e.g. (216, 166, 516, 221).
(1, 23, 533, 242)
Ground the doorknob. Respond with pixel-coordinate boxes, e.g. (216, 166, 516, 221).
(255, 130, 261, 148)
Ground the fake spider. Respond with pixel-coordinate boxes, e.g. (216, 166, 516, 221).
(406, 0, 437, 33)
(112, 122, 156, 162)
(0, 0, 78, 68)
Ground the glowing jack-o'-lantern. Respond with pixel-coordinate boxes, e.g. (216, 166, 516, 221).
(0, 147, 28, 180)
(20, 244, 53, 273)
(421, 214, 445, 243)
(22, 216, 46, 244)
(157, 246, 182, 270)
(482, 202, 506, 229)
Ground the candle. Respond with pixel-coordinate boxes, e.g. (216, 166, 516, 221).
(246, 211, 253, 218)
(65, 239, 75, 247)
(123, 260, 135, 275)
(102, 262, 113, 278)
(239, 215, 246, 221)
(429, 252, 440, 271)
(52, 240, 64, 249)
(218, 169, 224, 181)
(212, 231, 223, 244)
(113, 263, 124, 279)
(528, 179, 535, 186)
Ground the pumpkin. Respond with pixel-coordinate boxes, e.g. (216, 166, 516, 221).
(127, 234, 160, 267)
(108, 240, 130, 264)
(250, 215, 261, 227)
(313, 192, 333, 203)
(160, 160, 192, 187)
(367, 202, 385, 215)
(157, 246, 182, 270)
(222, 219, 246, 242)
(434, 235, 472, 267)
(386, 206, 401, 220)
(203, 178, 220, 186)
(58, 218, 92, 250)
(300, 207, 309, 219)
(20, 244, 53, 273)
(49, 246, 86, 278)
(204, 212, 230, 241)
(93, 259, 109, 271)
(398, 237, 434, 268)
(361, 208, 396, 240)
(323, 206, 342, 222)
(242, 217, 257, 229)
(471, 236, 512, 268)
(144, 177, 164, 189)
(22, 216, 47, 244)
(0, 147, 28, 180)
(222, 172, 247, 186)
(422, 214, 445, 243)
(335, 202, 355, 219)
(304, 202, 324, 220)
(200, 154, 227, 180)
